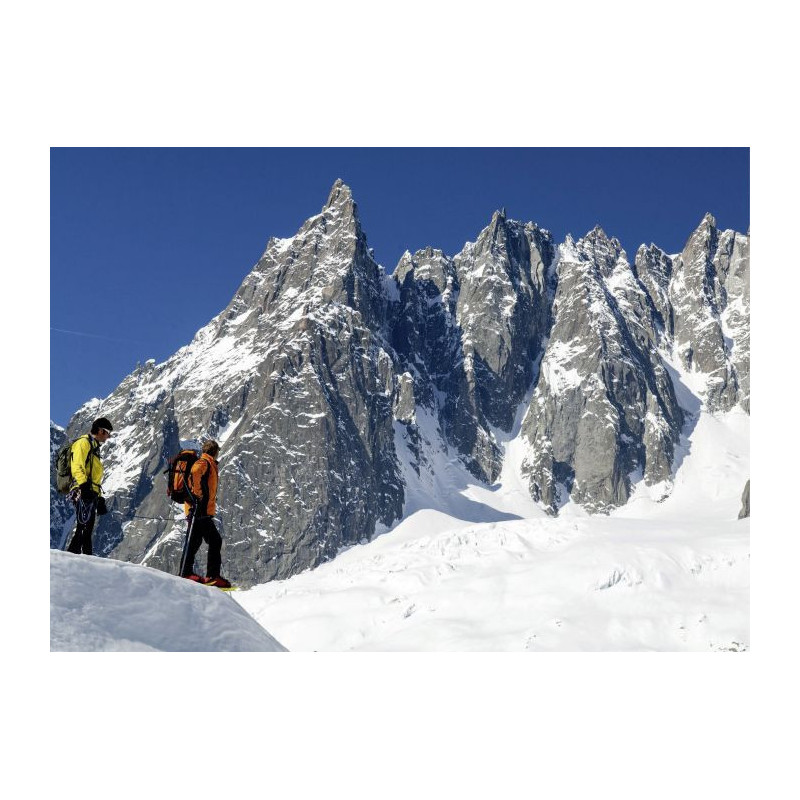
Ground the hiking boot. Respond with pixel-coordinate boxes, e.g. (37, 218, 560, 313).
(203, 576, 232, 588)
(182, 573, 204, 582)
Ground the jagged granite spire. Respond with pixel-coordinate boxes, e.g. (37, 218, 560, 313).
(669, 214, 749, 412)
(520, 227, 684, 514)
(64, 181, 404, 587)
(391, 212, 555, 482)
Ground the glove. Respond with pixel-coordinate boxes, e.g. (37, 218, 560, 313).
(96, 497, 108, 515)
(79, 483, 97, 502)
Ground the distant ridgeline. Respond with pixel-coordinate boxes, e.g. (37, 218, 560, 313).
(51, 181, 749, 587)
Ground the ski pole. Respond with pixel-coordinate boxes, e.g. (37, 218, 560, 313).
(178, 498, 198, 577)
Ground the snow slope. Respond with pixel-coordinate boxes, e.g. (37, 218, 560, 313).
(235, 408, 749, 651)
(50, 550, 286, 652)
(50, 405, 748, 652)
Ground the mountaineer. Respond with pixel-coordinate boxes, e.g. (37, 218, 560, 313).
(66, 417, 113, 555)
(180, 439, 231, 588)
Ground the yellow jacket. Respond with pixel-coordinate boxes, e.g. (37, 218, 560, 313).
(184, 453, 219, 517)
(70, 434, 104, 494)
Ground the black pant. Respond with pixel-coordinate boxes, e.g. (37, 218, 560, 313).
(182, 514, 222, 578)
(68, 499, 96, 555)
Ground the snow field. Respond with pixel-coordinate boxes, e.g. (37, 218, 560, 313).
(236, 409, 749, 651)
(237, 513, 748, 652)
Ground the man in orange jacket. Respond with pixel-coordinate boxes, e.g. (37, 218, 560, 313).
(181, 439, 231, 588)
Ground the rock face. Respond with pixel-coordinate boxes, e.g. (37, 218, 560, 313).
(51, 182, 750, 585)
(391, 213, 555, 482)
(520, 229, 684, 514)
(60, 181, 404, 587)
(738, 480, 750, 519)
(670, 214, 750, 412)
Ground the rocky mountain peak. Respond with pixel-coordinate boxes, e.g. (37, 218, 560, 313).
(578, 225, 627, 277)
(51, 189, 749, 583)
(681, 213, 719, 261)
(228, 180, 387, 336)
(325, 177, 354, 209)
(588, 223, 609, 239)
(273, 179, 364, 264)
(317, 178, 362, 239)
(519, 214, 690, 515)
(667, 211, 748, 411)
(473, 208, 511, 255)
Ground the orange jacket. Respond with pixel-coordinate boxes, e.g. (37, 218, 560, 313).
(184, 453, 219, 517)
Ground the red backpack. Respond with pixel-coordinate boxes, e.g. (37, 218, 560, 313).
(165, 449, 199, 504)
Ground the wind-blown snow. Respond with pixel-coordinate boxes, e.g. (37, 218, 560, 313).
(50, 551, 286, 652)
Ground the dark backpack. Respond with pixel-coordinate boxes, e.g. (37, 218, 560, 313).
(54, 435, 92, 494)
(165, 449, 199, 504)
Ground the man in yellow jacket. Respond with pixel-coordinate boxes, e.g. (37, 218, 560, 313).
(181, 439, 231, 588)
(67, 417, 113, 555)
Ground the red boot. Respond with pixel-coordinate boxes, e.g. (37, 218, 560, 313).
(203, 576, 232, 588)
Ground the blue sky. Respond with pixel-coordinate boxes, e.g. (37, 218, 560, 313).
(50, 147, 749, 427)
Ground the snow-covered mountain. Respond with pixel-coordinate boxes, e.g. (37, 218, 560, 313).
(51, 180, 749, 591)
(519, 228, 684, 514)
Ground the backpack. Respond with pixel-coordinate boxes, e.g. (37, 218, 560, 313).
(54, 435, 92, 494)
(165, 449, 199, 504)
